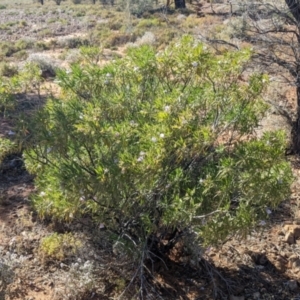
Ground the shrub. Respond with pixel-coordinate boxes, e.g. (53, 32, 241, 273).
(131, 31, 156, 47)
(0, 138, 16, 163)
(16, 62, 44, 94)
(24, 36, 292, 257)
(56, 36, 89, 49)
(54, 260, 96, 299)
(15, 38, 35, 51)
(0, 77, 17, 114)
(34, 41, 49, 51)
(26, 53, 58, 78)
(39, 233, 82, 261)
(105, 32, 136, 48)
(137, 18, 160, 29)
(0, 42, 16, 57)
(13, 50, 28, 60)
(0, 63, 18, 77)
(0, 63, 43, 114)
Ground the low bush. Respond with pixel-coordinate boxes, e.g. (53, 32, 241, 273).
(13, 50, 28, 60)
(56, 36, 89, 49)
(137, 18, 160, 28)
(0, 138, 16, 163)
(39, 233, 82, 261)
(24, 36, 292, 270)
(0, 63, 18, 77)
(26, 53, 58, 78)
(0, 42, 16, 57)
(0, 63, 43, 114)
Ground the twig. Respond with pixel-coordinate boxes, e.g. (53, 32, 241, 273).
(193, 210, 221, 219)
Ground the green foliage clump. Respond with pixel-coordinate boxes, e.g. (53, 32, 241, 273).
(137, 18, 160, 29)
(15, 39, 34, 51)
(24, 36, 292, 247)
(0, 42, 16, 58)
(0, 63, 18, 77)
(39, 233, 82, 261)
(0, 63, 43, 114)
(0, 138, 15, 163)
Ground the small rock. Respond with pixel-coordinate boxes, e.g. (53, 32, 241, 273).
(288, 255, 300, 270)
(285, 231, 295, 244)
(283, 224, 300, 243)
(267, 253, 287, 272)
(295, 227, 300, 238)
(253, 292, 260, 299)
(287, 280, 298, 291)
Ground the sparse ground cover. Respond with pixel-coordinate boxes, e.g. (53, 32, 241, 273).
(1, 1, 300, 300)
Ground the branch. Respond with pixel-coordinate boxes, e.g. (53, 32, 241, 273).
(193, 209, 222, 219)
(285, 0, 300, 24)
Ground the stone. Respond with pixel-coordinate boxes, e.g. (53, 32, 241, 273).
(267, 253, 287, 273)
(253, 292, 260, 299)
(283, 224, 300, 243)
(285, 231, 295, 244)
(288, 255, 300, 270)
(294, 227, 300, 238)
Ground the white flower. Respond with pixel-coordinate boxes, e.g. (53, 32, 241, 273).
(7, 130, 15, 136)
(259, 220, 266, 226)
(133, 66, 139, 72)
(199, 179, 204, 184)
(130, 120, 138, 127)
(164, 105, 171, 112)
(159, 133, 165, 138)
(139, 151, 146, 156)
(137, 156, 144, 162)
(191, 61, 198, 67)
(73, 262, 79, 269)
(151, 137, 157, 142)
(40, 191, 46, 197)
(80, 196, 86, 202)
(265, 208, 272, 215)
(106, 73, 112, 77)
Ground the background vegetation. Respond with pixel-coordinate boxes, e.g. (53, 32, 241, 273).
(0, 0, 297, 299)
